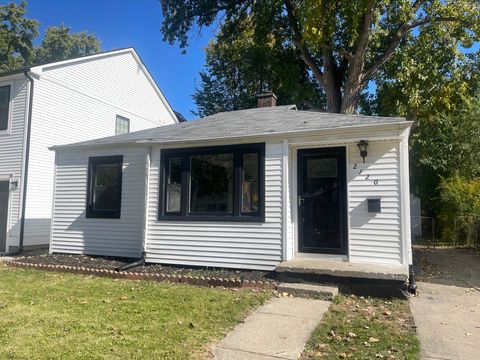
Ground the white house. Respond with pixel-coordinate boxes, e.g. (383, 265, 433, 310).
(0, 48, 179, 254)
(48, 94, 413, 276)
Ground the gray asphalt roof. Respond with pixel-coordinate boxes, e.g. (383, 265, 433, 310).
(51, 105, 410, 149)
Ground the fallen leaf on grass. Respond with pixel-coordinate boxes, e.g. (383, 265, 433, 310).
(79, 300, 88, 305)
(369, 337, 380, 343)
(348, 332, 357, 338)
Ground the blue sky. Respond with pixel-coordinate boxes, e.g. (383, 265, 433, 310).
(22, 1, 480, 119)
(26, 0, 214, 120)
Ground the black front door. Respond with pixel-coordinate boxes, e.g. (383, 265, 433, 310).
(297, 148, 347, 254)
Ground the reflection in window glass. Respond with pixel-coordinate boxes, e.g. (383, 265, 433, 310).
(190, 153, 233, 213)
(0, 85, 10, 131)
(93, 164, 120, 211)
(115, 115, 130, 135)
(166, 157, 182, 212)
(242, 153, 259, 214)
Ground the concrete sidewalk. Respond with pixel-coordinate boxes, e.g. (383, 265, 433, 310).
(213, 297, 330, 360)
(410, 248, 480, 360)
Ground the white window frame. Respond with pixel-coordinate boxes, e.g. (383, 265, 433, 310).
(0, 81, 14, 136)
(115, 115, 130, 135)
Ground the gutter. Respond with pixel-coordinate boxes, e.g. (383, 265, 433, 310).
(18, 70, 34, 252)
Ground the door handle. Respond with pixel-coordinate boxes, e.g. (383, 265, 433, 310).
(298, 195, 304, 206)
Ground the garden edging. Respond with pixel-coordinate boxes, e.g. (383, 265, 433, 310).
(3, 259, 278, 290)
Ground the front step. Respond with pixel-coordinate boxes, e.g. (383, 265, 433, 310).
(275, 259, 409, 298)
(277, 282, 338, 300)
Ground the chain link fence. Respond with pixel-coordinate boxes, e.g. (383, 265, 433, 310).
(412, 215, 480, 249)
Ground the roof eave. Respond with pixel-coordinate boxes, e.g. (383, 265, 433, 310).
(50, 120, 413, 151)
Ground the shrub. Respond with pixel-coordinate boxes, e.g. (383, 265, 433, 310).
(438, 174, 480, 245)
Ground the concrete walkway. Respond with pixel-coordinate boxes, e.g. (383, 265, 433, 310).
(213, 297, 330, 360)
(410, 248, 480, 360)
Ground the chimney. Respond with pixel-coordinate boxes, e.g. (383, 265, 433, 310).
(257, 92, 277, 108)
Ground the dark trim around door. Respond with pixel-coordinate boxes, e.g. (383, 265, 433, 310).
(297, 147, 348, 255)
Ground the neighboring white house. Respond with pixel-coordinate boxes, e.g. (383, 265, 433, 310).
(0, 48, 179, 254)
(49, 96, 413, 274)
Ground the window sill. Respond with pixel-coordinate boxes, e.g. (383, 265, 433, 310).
(86, 213, 121, 219)
(157, 215, 265, 223)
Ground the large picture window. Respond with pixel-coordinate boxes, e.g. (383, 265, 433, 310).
(159, 143, 265, 221)
(86, 155, 123, 218)
(0, 85, 11, 131)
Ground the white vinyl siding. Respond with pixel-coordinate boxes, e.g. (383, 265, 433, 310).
(50, 147, 146, 257)
(23, 51, 176, 246)
(347, 141, 402, 265)
(145, 142, 284, 270)
(37, 52, 174, 125)
(0, 78, 28, 249)
(49, 128, 410, 270)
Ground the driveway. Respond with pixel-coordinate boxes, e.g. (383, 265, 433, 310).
(410, 247, 480, 359)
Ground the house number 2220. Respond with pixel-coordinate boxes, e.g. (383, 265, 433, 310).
(353, 164, 379, 185)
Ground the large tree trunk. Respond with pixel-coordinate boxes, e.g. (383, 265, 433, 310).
(324, 76, 342, 113)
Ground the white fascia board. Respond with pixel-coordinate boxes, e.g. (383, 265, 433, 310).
(30, 48, 134, 73)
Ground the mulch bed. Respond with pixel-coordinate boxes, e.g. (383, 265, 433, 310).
(5, 253, 277, 290)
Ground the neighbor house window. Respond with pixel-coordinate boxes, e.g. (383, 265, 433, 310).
(0, 85, 11, 131)
(115, 115, 130, 135)
(86, 155, 123, 218)
(159, 143, 265, 221)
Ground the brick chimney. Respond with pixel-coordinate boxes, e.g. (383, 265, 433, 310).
(257, 92, 277, 108)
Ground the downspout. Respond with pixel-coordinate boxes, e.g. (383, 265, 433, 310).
(115, 251, 146, 272)
(18, 70, 34, 253)
(115, 145, 151, 272)
(408, 265, 417, 295)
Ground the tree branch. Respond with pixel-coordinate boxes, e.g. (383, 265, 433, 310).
(362, 15, 460, 82)
(284, 0, 325, 88)
(355, 0, 375, 59)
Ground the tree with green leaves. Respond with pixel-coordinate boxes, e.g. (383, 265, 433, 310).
(369, 24, 480, 216)
(0, 1, 101, 72)
(0, 1, 38, 72)
(35, 24, 100, 64)
(160, 0, 480, 114)
(373, 22, 480, 119)
(193, 13, 323, 117)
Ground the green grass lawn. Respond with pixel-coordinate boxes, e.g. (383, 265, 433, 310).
(0, 264, 270, 359)
(302, 295, 420, 360)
